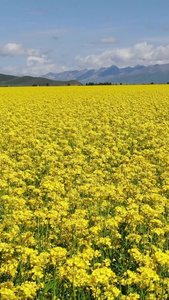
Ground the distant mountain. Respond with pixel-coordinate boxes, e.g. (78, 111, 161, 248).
(0, 74, 82, 87)
(42, 64, 169, 84)
(2, 63, 169, 86)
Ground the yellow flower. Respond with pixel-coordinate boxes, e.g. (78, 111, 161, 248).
(16, 281, 38, 299)
(0, 282, 16, 300)
(1, 85, 169, 298)
(50, 247, 67, 266)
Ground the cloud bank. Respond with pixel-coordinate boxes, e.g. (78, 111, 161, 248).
(1, 41, 169, 76)
(75, 42, 169, 69)
(0, 43, 57, 76)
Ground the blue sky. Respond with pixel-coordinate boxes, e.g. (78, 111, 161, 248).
(1, 0, 169, 76)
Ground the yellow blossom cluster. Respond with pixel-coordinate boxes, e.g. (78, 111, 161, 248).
(1, 85, 169, 299)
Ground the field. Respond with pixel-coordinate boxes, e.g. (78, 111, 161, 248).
(1, 85, 169, 299)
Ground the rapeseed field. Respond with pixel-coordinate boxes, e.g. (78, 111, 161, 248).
(1, 85, 169, 299)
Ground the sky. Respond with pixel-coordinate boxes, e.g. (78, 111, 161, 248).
(1, 0, 169, 76)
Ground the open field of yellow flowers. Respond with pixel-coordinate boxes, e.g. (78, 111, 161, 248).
(1, 85, 169, 299)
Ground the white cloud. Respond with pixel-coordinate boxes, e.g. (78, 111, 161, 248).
(94, 37, 118, 44)
(0, 43, 40, 56)
(20, 55, 56, 76)
(27, 55, 49, 65)
(0, 42, 57, 76)
(3, 60, 57, 77)
(0, 43, 56, 76)
(75, 42, 169, 69)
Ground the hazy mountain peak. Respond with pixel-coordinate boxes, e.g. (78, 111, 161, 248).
(42, 63, 169, 84)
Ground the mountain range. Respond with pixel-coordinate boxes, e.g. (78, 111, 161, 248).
(1, 63, 169, 86)
(42, 63, 169, 85)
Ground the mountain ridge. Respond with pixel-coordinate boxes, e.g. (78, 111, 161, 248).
(1, 63, 169, 86)
(42, 63, 169, 84)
